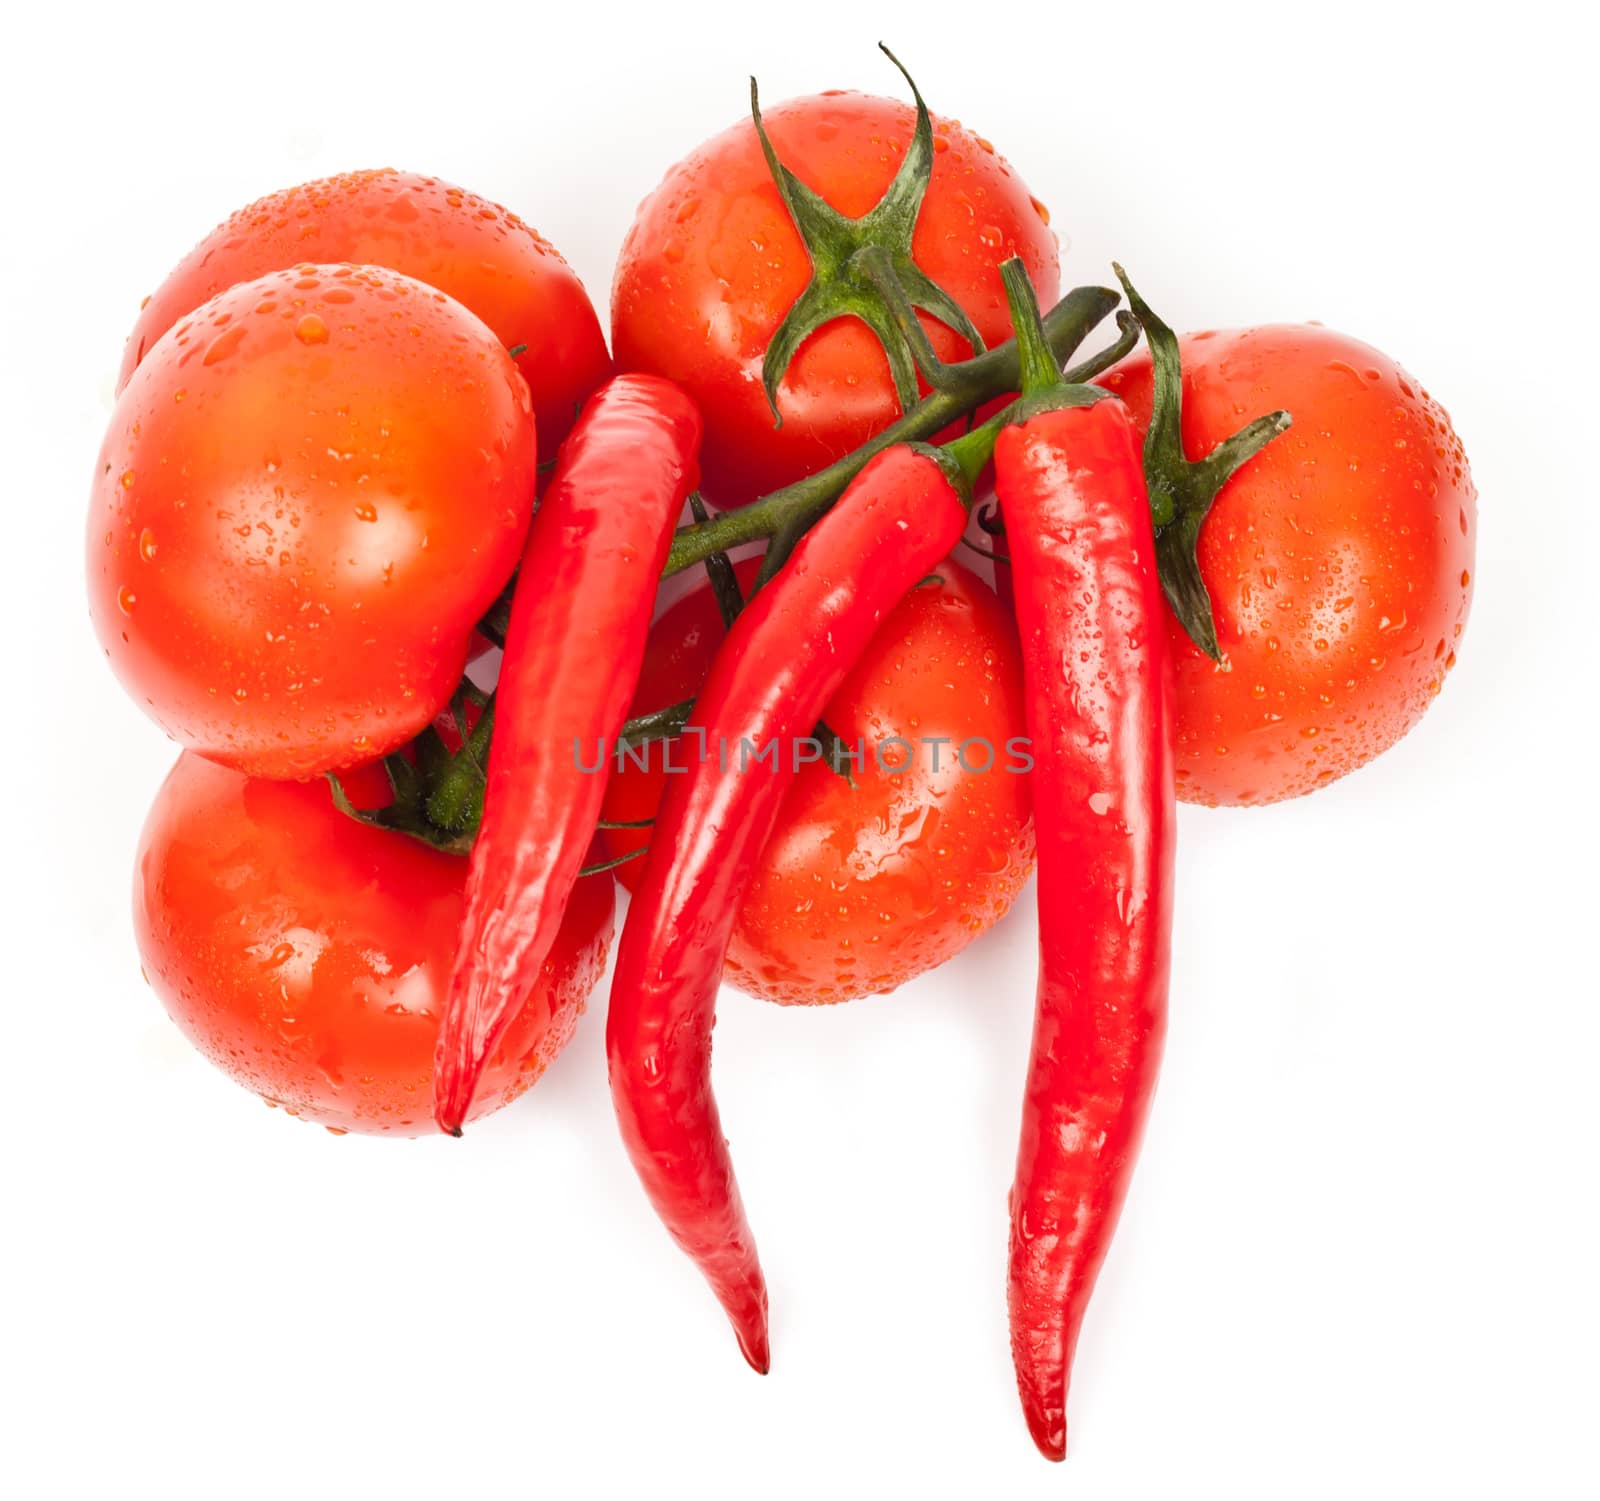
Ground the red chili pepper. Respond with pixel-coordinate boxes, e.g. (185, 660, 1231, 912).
(993, 263, 1175, 1460)
(434, 374, 702, 1136)
(606, 443, 971, 1370)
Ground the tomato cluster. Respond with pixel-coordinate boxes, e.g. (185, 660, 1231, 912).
(91, 71, 1474, 1132)
(88, 50, 1476, 1460)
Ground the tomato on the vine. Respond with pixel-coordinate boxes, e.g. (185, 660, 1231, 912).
(134, 753, 615, 1136)
(612, 88, 1059, 508)
(118, 169, 611, 450)
(1101, 323, 1476, 805)
(88, 263, 537, 780)
(602, 556, 1034, 1003)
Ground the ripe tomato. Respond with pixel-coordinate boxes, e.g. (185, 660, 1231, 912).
(1101, 324, 1476, 805)
(612, 90, 1059, 507)
(118, 169, 610, 449)
(602, 556, 1034, 1003)
(134, 753, 615, 1136)
(88, 264, 537, 779)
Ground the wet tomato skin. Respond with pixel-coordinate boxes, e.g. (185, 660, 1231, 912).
(612, 90, 1059, 507)
(88, 263, 537, 780)
(602, 556, 1035, 1003)
(117, 168, 611, 450)
(1101, 324, 1476, 806)
(134, 753, 615, 1136)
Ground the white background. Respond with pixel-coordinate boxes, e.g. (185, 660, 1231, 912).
(4, 2, 1595, 1495)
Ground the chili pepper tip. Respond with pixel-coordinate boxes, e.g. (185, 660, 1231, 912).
(737, 1325, 771, 1375)
(1021, 1404, 1066, 1462)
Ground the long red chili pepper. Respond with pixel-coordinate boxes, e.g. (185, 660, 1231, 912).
(993, 262, 1175, 1460)
(606, 442, 971, 1370)
(434, 373, 702, 1135)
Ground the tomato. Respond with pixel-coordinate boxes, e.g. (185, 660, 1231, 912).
(602, 556, 1034, 1003)
(134, 753, 615, 1136)
(88, 263, 537, 779)
(612, 90, 1059, 508)
(118, 169, 610, 450)
(1100, 324, 1477, 805)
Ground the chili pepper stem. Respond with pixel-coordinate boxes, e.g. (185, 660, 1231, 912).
(996, 259, 1109, 420)
(1000, 261, 1064, 396)
(939, 410, 1006, 495)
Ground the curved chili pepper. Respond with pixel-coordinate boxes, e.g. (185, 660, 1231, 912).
(994, 263, 1175, 1460)
(434, 374, 702, 1135)
(606, 443, 970, 1370)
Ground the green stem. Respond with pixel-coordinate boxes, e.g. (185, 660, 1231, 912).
(621, 698, 693, 746)
(578, 845, 649, 877)
(425, 699, 495, 832)
(664, 283, 1118, 576)
(998, 261, 1063, 396)
(940, 408, 1007, 494)
(852, 243, 959, 393)
(750, 45, 985, 420)
(1114, 264, 1292, 660)
(1062, 310, 1140, 386)
(477, 580, 515, 649)
(689, 492, 745, 630)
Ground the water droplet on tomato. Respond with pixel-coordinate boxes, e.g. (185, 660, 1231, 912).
(139, 528, 157, 560)
(295, 313, 329, 344)
(202, 324, 248, 365)
(117, 586, 137, 615)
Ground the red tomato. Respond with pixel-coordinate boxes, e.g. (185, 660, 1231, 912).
(612, 90, 1059, 507)
(88, 264, 537, 779)
(134, 753, 615, 1136)
(118, 169, 610, 450)
(1101, 325, 1477, 805)
(602, 556, 1034, 1003)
